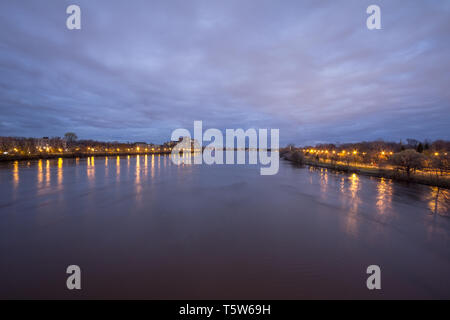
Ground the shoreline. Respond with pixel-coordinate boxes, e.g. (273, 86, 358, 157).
(0, 151, 173, 163)
(282, 153, 450, 189)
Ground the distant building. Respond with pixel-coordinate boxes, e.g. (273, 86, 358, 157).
(171, 137, 201, 152)
(37, 137, 49, 148)
(134, 142, 148, 148)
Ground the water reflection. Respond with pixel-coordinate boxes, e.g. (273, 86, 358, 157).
(104, 156, 109, 177)
(87, 156, 95, 182)
(339, 173, 361, 214)
(37, 160, 43, 187)
(7, 157, 450, 223)
(57, 158, 63, 187)
(319, 168, 328, 195)
(116, 156, 120, 181)
(376, 178, 393, 215)
(46, 160, 50, 186)
(428, 187, 450, 215)
(151, 154, 155, 178)
(339, 176, 345, 193)
(349, 174, 359, 200)
(144, 155, 148, 176)
(12, 161, 19, 189)
(1, 155, 450, 299)
(171, 152, 194, 165)
(136, 155, 141, 183)
(135, 155, 142, 200)
(344, 173, 361, 236)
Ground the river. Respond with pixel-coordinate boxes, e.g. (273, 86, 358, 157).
(0, 155, 449, 299)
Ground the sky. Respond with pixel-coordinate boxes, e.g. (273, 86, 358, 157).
(0, 0, 449, 145)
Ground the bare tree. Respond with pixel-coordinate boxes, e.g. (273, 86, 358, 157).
(431, 154, 449, 176)
(291, 151, 305, 164)
(64, 132, 78, 143)
(390, 149, 425, 177)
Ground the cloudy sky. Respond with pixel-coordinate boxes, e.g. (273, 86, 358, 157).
(0, 0, 449, 145)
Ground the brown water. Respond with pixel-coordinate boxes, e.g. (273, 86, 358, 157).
(0, 155, 449, 299)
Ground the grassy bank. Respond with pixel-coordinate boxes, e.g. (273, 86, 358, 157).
(282, 151, 450, 189)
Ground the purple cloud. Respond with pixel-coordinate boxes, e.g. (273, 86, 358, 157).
(0, 0, 449, 145)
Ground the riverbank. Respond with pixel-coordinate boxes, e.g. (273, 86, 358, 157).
(0, 151, 172, 162)
(282, 152, 450, 189)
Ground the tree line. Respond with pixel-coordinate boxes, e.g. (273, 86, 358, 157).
(283, 139, 450, 176)
(0, 132, 175, 155)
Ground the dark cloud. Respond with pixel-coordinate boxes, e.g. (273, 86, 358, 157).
(0, 0, 449, 144)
